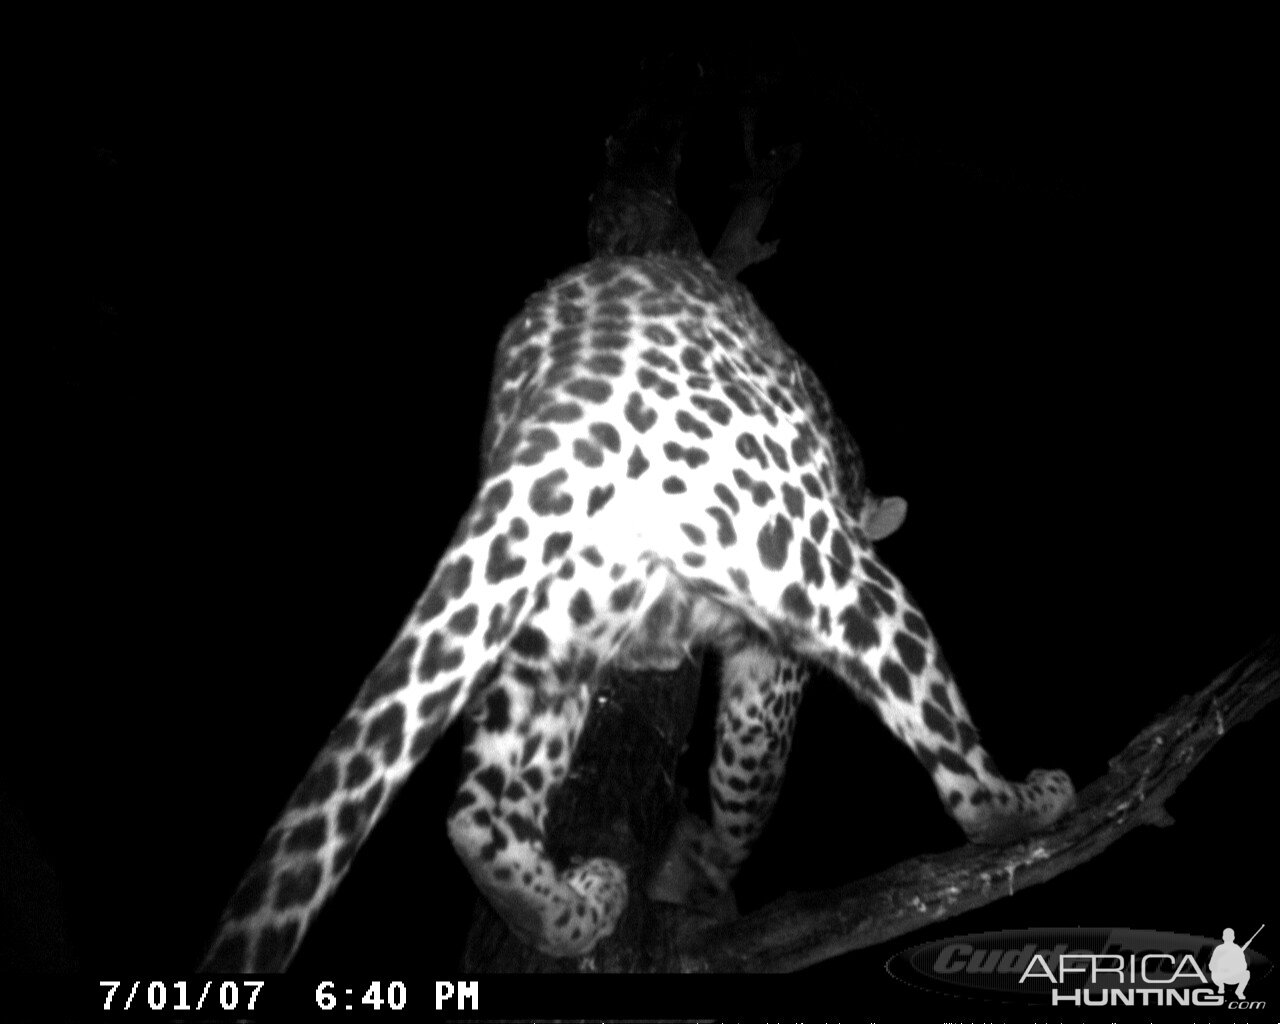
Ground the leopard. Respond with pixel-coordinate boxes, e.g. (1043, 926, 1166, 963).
(199, 253, 1074, 972)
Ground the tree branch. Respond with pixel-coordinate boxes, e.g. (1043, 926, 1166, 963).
(463, 634, 1279, 972)
(710, 135, 801, 278)
(679, 631, 1280, 972)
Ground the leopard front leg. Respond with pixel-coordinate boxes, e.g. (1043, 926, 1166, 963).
(706, 642, 806, 884)
(447, 669, 627, 958)
(648, 640, 806, 907)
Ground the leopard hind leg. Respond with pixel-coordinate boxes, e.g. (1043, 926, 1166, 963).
(773, 543, 1076, 844)
(444, 551, 682, 957)
(447, 661, 628, 957)
(200, 474, 575, 972)
(651, 504, 1075, 846)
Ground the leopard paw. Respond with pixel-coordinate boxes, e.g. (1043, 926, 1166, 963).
(1022, 768, 1076, 825)
(964, 769, 1076, 845)
(646, 815, 739, 923)
(542, 857, 628, 956)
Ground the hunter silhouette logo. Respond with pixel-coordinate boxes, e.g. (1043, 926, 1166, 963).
(1211, 924, 1263, 999)
(885, 926, 1271, 1007)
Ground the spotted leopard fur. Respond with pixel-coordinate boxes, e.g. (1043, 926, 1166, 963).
(200, 254, 1074, 971)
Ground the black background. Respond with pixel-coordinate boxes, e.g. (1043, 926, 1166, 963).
(15, 12, 1277, 1018)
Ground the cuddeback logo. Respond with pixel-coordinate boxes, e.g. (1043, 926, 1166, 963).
(886, 925, 1270, 1008)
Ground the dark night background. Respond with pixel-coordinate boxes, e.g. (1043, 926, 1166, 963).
(12, 13, 1277, 1018)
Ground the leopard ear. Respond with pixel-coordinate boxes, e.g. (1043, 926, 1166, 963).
(865, 496, 908, 541)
